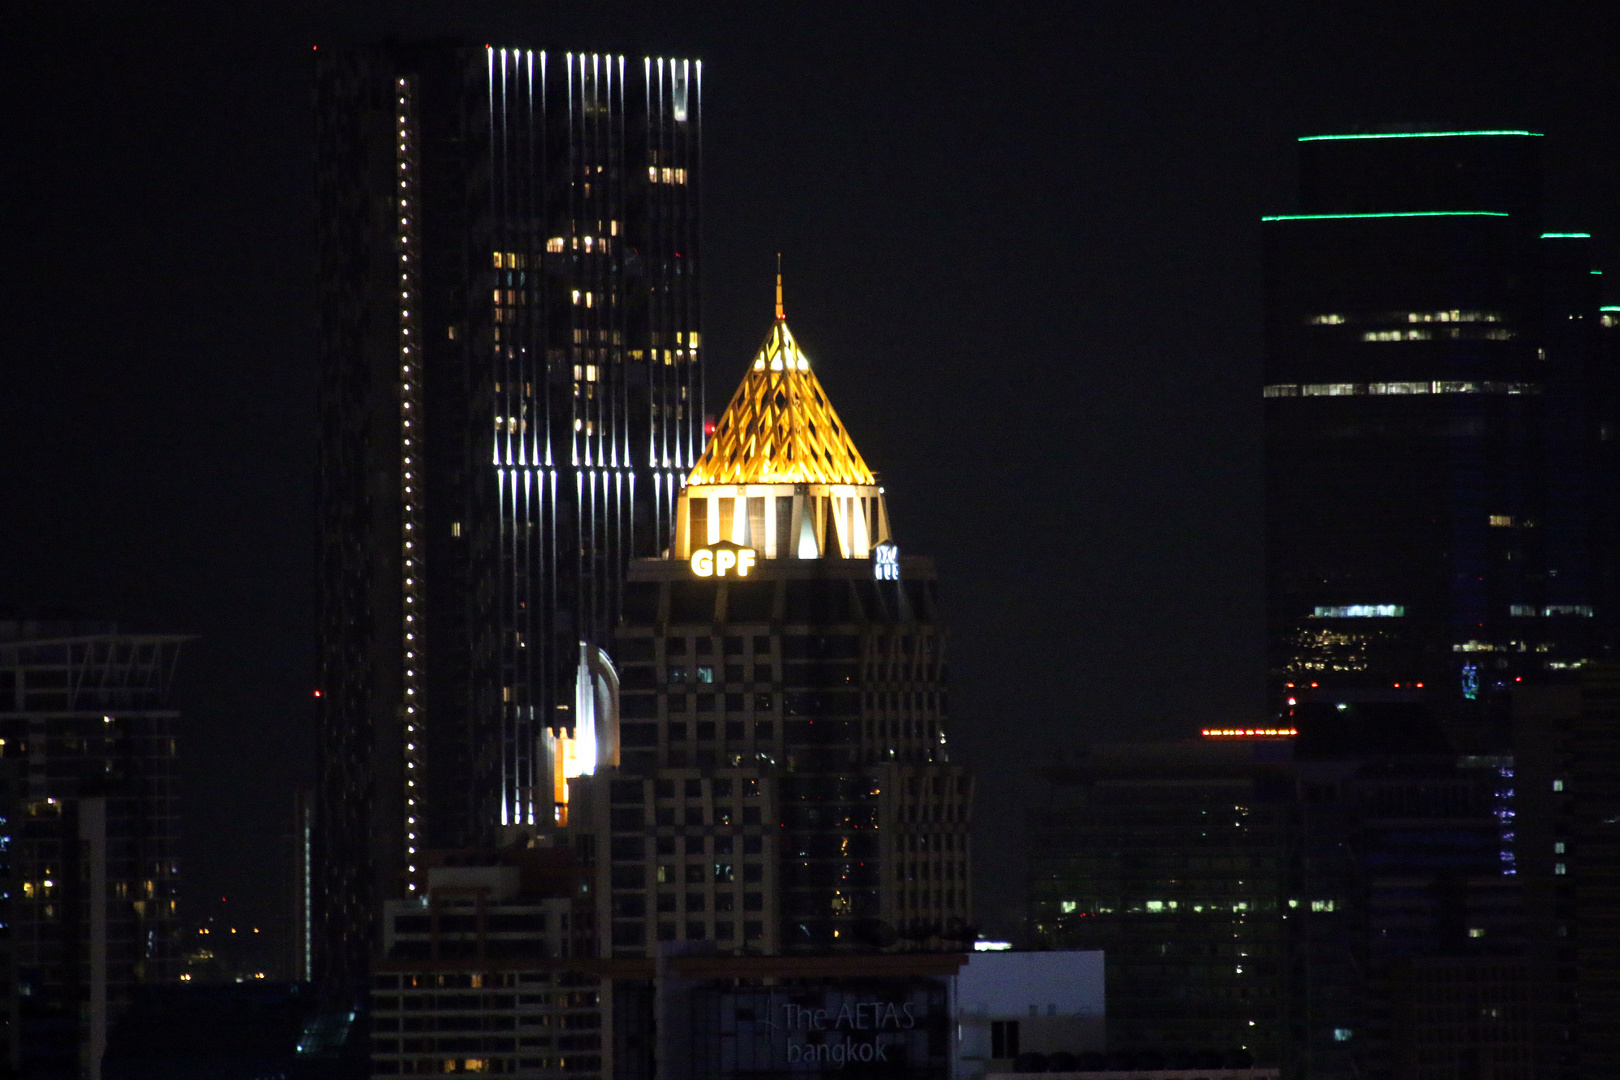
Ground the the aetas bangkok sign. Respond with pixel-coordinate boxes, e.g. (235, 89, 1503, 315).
(690, 543, 758, 578)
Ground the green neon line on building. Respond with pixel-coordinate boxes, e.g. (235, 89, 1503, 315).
(1541, 233, 1592, 239)
(1299, 131, 1541, 142)
(1261, 211, 1511, 222)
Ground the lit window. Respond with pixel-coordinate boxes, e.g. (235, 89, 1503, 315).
(1490, 515, 1515, 527)
(1313, 605, 1404, 618)
(1059, 900, 1077, 914)
(1305, 314, 1346, 325)
(1310, 899, 1335, 912)
(1555, 842, 1565, 854)
(1332, 1028, 1353, 1043)
(1553, 779, 1565, 792)
(1555, 862, 1567, 875)
(1265, 381, 1539, 399)
(1468, 927, 1485, 938)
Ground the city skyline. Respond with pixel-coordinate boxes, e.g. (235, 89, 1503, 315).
(5, 0, 1619, 957)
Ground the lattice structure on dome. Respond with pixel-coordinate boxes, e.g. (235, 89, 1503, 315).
(687, 319, 875, 486)
(673, 280, 891, 562)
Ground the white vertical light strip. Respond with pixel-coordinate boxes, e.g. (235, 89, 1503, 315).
(301, 812, 312, 980)
(497, 466, 510, 826)
(396, 75, 423, 892)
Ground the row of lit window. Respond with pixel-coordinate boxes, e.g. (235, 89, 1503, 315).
(648, 166, 689, 184)
(1306, 310, 1504, 326)
(1054, 899, 1266, 915)
(1360, 327, 1509, 340)
(1510, 604, 1594, 617)
(1361, 327, 1514, 342)
(1312, 604, 1404, 618)
(1264, 381, 1539, 398)
(650, 862, 759, 885)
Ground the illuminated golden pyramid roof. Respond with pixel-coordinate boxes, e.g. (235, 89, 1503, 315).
(687, 303, 875, 487)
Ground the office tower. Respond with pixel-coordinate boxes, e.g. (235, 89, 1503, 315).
(1027, 738, 1291, 1068)
(369, 849, 604, 1078)
(568, 300, 973, 959)
(0, 620, 184, 1078)
(1263, 129, 1615, 748)
(314, 42, 702, 992)
(1288, 726, 1535, 1079)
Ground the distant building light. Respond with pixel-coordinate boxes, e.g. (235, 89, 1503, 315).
(1299, 130, 1539, 142)
(1202, 728, 1298, 739)
(974, 940, 1013, 952)
(1262, 210, 1511, 221)
(1332, 1027, 1354, 1042)
(1313, 604, 1404, 618)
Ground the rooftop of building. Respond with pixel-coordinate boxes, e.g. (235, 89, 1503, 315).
(686, 274, 874, 488)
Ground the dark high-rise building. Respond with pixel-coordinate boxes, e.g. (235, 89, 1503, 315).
(1027, 738, 1291, 1068)
(0, 620, 185, 1078)
(567, 302, 973, 959)
(313, 43, 702, 992)
(1263, 129, 1615, 749)
(1026, 726, 1550, 1077)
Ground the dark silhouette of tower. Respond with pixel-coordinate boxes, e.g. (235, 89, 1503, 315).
(314, 41, 702, 993)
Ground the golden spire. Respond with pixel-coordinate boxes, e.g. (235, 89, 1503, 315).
(774, 253, 784, 321)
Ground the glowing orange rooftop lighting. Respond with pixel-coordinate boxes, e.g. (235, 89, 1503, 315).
(1202, 728, 1299, 739)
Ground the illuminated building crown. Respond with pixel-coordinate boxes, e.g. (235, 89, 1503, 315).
(674, 270, 890, 562)
(687, 319, 875, 486)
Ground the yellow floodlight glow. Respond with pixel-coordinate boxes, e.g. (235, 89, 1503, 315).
(686, 319, 874, 487)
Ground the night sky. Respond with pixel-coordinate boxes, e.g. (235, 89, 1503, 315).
(5, 2, 1618, 945)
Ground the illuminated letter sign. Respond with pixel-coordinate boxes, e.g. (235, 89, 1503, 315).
(873, 542, 900, 581)
(691, 546, 757, 578)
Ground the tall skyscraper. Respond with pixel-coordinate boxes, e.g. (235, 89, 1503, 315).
(1263, 129, 1615, 749)
(0, 620, 185, 1078)
(314, 42, 702, 993)
(568, 297, 973, 958)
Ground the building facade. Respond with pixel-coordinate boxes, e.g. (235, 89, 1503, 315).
(370, 853, 604, 1077)
(314, 41, 702, 993)
(1263, 129, 1616, 749)
(0, 621, 185, 1078)
(567, 303, 973, 959)
(1027, 739, 1292, 1069)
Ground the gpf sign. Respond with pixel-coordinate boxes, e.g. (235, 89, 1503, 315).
(691, 545, 758, 578)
